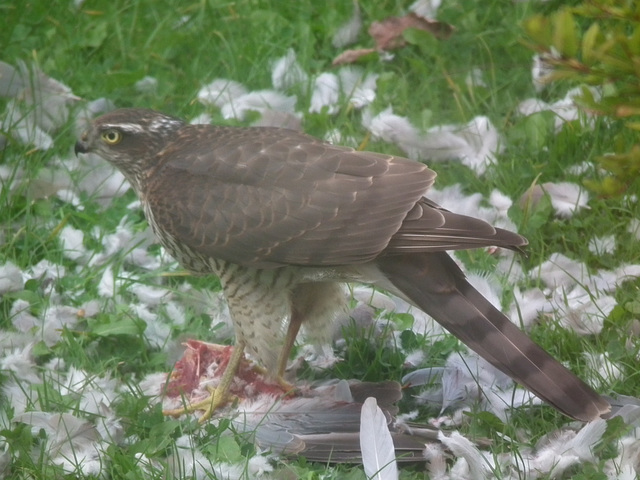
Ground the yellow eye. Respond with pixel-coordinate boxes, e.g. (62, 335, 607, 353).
(101, 129, 122, 145)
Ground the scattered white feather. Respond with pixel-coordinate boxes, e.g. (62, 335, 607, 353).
(332, 1, 362, 48)
(324, 127, 358, 146)
(12, 411, 106, 476)
(627, 218, 640, 241)
(604, 434, 640, 479)
(251, 109, 302, 130)
(0, 436, 8, 477)
(138, 372, 169, 398)
(163, 301, 187, 327)
(172, 15, 191, 29)
(0, 262, 24, 294)
(420, 116, 502, 175)
(508, 287, 553, 329)
(56, 188, 83, 208)
(392, 297, 447, 339)
(427, 185, 483, 220)
(0, 343, 40, 385)
(58, 225, 86, 262)
(410, 352, 523, 420)
(98, 266, 116, 298)
(536, 253, 588, 289)
(298, 343, 341, 371)
(606, 463, 637, 480)
(438, 430, 490, 479)
(94, 403, 124, 444)
(589, 235, 616, 255)
(69, 148, 129, 203)
(566, 160, 594, 175)
(271, 48, 308, 91)
(488, 189, 512, 215)
(584, 353, 623, 386)
(465, 273, 502, 310)
(518, 87, 599, 132)
(352, 285, 397, 312)
(197, 79, 248, 108)
(1, 378, 39, 415)
(360, 397, 399, 480)
(531, 51, 558, 92)
(495, 253, 525, 284)
(189, 112, 211, 125)
(0, 164, 25, 193)
(410, 0, 442, 18)
(613, 264, 640, 286)
(220, 90, 296, 121)
(10, 298, 39, 332)
(54, 367, 117, 415)
(1, 61, 80, 133)
(309, 72, 340, 114)
(550, 285, 613, 336)
(128, 246, 163, 270)
(134, 76, 158, 94)
(2, 102, 54, 149)
(168, 435, 217, 479)
(465, 67, 487, 89)
(129, 303, 156, 326)
(540, 181, 589, 218)
(423, 444, 449, 480)
(247, 454, 274, 476)
(136, 305, 172, 348)
(404, 350, 426, 367)
(438, 360, 481, 413)
(524, 420, 606, 478)
(130, 282, 171, 306)
(571, 263, 640, 295)
(40, 305, 83, 346)
(402, 367, 446, 390)
(445, 354, 519, 420)
(0, 60, 22, 97)
(338, 67, 378, 108)
(90, 222, 156, 268)
(363, 107, 424, 159)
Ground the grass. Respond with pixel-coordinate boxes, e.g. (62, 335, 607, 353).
(1, 0, 640, 478)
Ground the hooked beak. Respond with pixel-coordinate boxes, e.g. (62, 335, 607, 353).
(74, 138, 88, 156)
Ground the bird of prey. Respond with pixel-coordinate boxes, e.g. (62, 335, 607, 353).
(75, 108, 610, 422)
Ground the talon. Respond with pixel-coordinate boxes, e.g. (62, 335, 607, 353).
(162, 340, 247, 422)
(162, 385, 237, 422)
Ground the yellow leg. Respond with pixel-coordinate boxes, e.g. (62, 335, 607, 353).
(163, 341, 246, 423)
(274, 312, 302, 390)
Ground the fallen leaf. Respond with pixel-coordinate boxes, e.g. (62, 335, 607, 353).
(332, 12, 453, 65)
(369, 13, 453, 51)
(332, 48, 377, 66)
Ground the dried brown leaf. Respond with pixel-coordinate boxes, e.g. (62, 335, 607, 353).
(332, 48, 377, 66)
(331, 12, 454, 66)
(369, 12, 453, 50)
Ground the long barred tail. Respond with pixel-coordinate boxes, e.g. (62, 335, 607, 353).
(376, 252, 610, 421)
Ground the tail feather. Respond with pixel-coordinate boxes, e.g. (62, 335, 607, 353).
(376, 253, 610, 422)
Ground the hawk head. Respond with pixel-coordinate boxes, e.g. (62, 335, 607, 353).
(75, 108, 186, 186)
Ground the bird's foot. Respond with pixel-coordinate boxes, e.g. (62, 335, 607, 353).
(162, 340, 292, 423)
(163, 385, 237, 423)
(276, 375, 297, 396)
(250, 363, 297, 396)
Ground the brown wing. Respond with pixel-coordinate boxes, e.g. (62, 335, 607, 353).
(146, 125, 524, 268)
(385, 197, 527, 253)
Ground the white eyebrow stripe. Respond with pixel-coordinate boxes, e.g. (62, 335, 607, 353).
(102, 123, 145, 133)
(149, 117, 183, 132)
